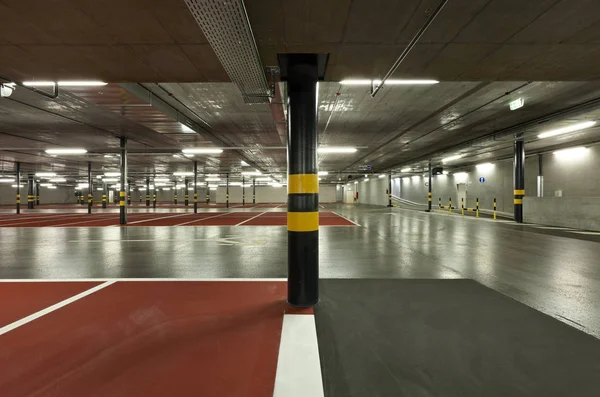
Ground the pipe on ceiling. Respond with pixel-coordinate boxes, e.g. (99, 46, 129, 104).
(371, 0, 449, 98)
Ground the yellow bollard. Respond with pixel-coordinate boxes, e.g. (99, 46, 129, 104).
(461, 198, 464, 216)
(476, 198, 479, 218)
(449, 198, 452, 213)
(493, 198, 497, 220)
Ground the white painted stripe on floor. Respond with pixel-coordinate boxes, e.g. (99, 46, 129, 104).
(0, 280, 116, 336)
(235, 211, 267, 226)
(330, 211, 361, 226)
(0, 278, 286, 282)
(273, 314, 324, 397)
(123, 212, 192, 225)
(174, 211, 231, 226)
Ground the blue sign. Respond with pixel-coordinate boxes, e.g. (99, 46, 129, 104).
(479, 177, 485, 183)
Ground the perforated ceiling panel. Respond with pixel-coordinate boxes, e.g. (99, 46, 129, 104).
(184, 0, 270, 104)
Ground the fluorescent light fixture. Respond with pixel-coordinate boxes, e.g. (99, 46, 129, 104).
(255, 177, 272, 181)
(228, 182, 242, 186)
(49, 178, 67, 182)
(45, 148, 87, 155)
(318, 171, 329, 176)
(354, 181, 358, 184)
(46, 186, 57, 189)
(104, 172, 121, 177)
(509, 98, 524, 111)
(24, 81, 107, 87)
(317, 147, 357, 153)
(96, 188, 103, 191)
(183, 154, 194, 158)
(364, 178, 369, 181)
(208, 184, 219, 188)
(206, 174, 219, 177)
(181, 148, 223, 154)
(102, 178, 119, 182)
(400, 168, 411, 173)
(138, 187, 146, 191)
(271, 183, 283, 187)
(11, 184, 25, 188)
(242, 171, 262, 176)
(39, 183, 54, 187)
(103, 154, 114, 158)
(340, 79, 439, 85)
(476, 163, 494, 171)
(538, 121, 596, 139)
(153, 178, 170, 182)
(180, 123, 194, 133)
(209, 187, 217, 191)
(0, 178, 15, 183)
(35, 172, 57, 177)
(162, 187, 171, 191)
(241, 160, 249, 166)
(173, 172, 194, 176)
(442, 154, 462, 163)
(378, 174, 386, 178)
(96, 175, 103, 179)
(205, 177, 221, 181)
(553, 146, 588, 158)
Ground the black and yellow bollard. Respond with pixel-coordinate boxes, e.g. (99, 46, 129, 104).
(127, 194, 131, 206)
(494, 198, 497, 220)
(428, 192, 432, 209)
(285, 54, 319, 307)
(174, 194, 178, 205)
(438, 197, 441, 212)
(146, 178, 150, 207)
(88, 193, 93, 214)
(185, 178, 189, 206)
(448, 197, 452, 213)
(185, 194, 189, 206)
(28, 194, 34, 209)
(476, 198, 479, 218)
(15, 162, 21, 214)
(102, 194, 107, 209)
(461, 198, 464, 216)
(27, 175, 35, 209)
(81, 193, 85, 205)
(153, 194, 157, 209)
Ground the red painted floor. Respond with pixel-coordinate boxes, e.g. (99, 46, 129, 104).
(0, 281, 312, 397)
(0, 211, 356, 227)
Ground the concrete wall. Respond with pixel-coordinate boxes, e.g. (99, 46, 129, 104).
(213, 185, 337, 203)
(343, 177, 389, 206)
(0, 185, 76, 205)
(524, 197, 600, 231)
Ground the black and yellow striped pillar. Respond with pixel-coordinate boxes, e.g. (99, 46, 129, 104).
(286, 54, 319, 307)
(16, 162, 21, 214)
(514, 139, 525, 223)
(226, 173, 229, 208)
(252, 178, 256, 204)
(102, 193, 107, 208)
(119, 137, 127, 225)
(27, 174, 34, 209)
(127, 182, 131, 206)
(427, 161, 432, 212)
(153, 192, 157, 209)
(494, 198, 497, 220)
(387, 171, 393, 207)
(184, 178, 189, 206)
(476, 198, 480, 218)
(193, 161, 198, 213)
(242, 176, 245, 206)
(146, 178, 150, 207)
(35, 181, 40, 205)
(448, 197, 452, 213)
(87, 161, 93, 214)
(174, 182, 178, 205)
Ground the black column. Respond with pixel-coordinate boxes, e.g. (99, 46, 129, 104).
(286, 54, 319, 307)
(194, 162, 198, 213)
(153, 179, 157, 209)
(184, 178, 189, 206)
(102, 182, 107, 208)
(206, 181, 210, 204)
(87, 161, 93, 214)
(174, 181, 178, 204)
(226, 173, 229, 208)
(146, 178, 150, 207)
(514, 138, 525, 223)
(27, 174, 34, 209)
(252, 178, 256, 204)
(428, 161, 432, 212)
(16, 162, 20, 214)
(119, 137, 127, 225)
(387, 171, 392, 207)
(35, 181, 40, 205)
(127, 181, 131, 205)
(242, 176, 245, 206)
(537, 154, 543, 198)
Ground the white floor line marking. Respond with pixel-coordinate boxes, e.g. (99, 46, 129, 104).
(0, 278, 286, 282)
(175, 212, 232, 226)
(123, 212, 192, 225)
(330, 211, 361, 226)
(235, 211, 268, 226)
(319, 204, 325, 209)
(0, 213, 108, 227)
(0, 280, 116, 336)
(273, 314, 325, 397)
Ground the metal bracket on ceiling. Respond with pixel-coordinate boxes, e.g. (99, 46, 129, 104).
(0, 75, 59, 100)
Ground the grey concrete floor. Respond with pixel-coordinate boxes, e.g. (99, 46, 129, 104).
(1, 204, 600, 338)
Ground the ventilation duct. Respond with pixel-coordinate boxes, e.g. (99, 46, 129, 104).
(184, 0, 270, 104)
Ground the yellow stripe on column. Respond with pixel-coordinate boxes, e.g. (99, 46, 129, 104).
(514, 199, 523, 204)
(288, 212, 319, 232)
(288, 174, 318, 194)
(514, 189, 525, 195)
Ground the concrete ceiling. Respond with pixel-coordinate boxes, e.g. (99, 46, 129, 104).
(2, 0, 600, 184)
(1, 0, 600, 82)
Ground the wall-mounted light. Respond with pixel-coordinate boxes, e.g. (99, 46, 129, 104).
(538, 121, 596, 139)
(553, 146, 588, 158)
(509, 98, 524, 111)
(476, 163, 494, 171)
